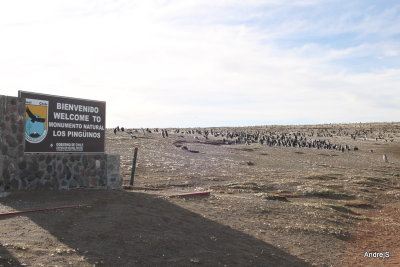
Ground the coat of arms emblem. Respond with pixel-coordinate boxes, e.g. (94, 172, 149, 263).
(24, 98, 48, 143)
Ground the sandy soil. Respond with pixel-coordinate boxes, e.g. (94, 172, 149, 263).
(1, 122, 400, 266)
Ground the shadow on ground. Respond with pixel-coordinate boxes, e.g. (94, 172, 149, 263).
(0, 246, 22, 267)
(1, 190, 311, 266)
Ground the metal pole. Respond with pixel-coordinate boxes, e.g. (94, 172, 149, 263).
(130, 147, 138, 185)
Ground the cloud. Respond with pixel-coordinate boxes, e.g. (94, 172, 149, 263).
(0, 0, 399, 127)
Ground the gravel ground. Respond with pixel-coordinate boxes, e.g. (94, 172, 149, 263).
(1, 122, 400, 266)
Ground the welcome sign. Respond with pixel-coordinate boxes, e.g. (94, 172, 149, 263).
(19, 91, 106, 153)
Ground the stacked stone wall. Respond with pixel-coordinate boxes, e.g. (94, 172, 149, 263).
(106, 154, 121, 189)
(0, 95, 25, 191)
(0, 94, 121, 191)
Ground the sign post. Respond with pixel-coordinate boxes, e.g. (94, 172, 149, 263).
(130, 147, 138, 185)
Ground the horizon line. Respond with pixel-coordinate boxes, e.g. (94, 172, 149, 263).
(106, 121, 400, 129)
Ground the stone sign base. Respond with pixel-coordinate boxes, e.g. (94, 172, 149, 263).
(0, 94, 121, 192)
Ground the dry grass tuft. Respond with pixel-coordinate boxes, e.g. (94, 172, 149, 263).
(305, 174, 340, 180)
(324, 204, 358, 215)
(303, 189, 355, 200)
(225, 182, 266, 192)
(3, 243, 29, 251)
(256, 193, 289, 202)
(343, 200, 374, 209)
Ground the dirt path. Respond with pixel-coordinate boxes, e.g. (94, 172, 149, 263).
(342, 203, 400, 266)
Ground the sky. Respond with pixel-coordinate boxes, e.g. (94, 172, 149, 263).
(0, 0, 399, 128)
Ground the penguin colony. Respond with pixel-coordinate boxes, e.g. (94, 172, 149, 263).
(110, 126, 376, 152)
